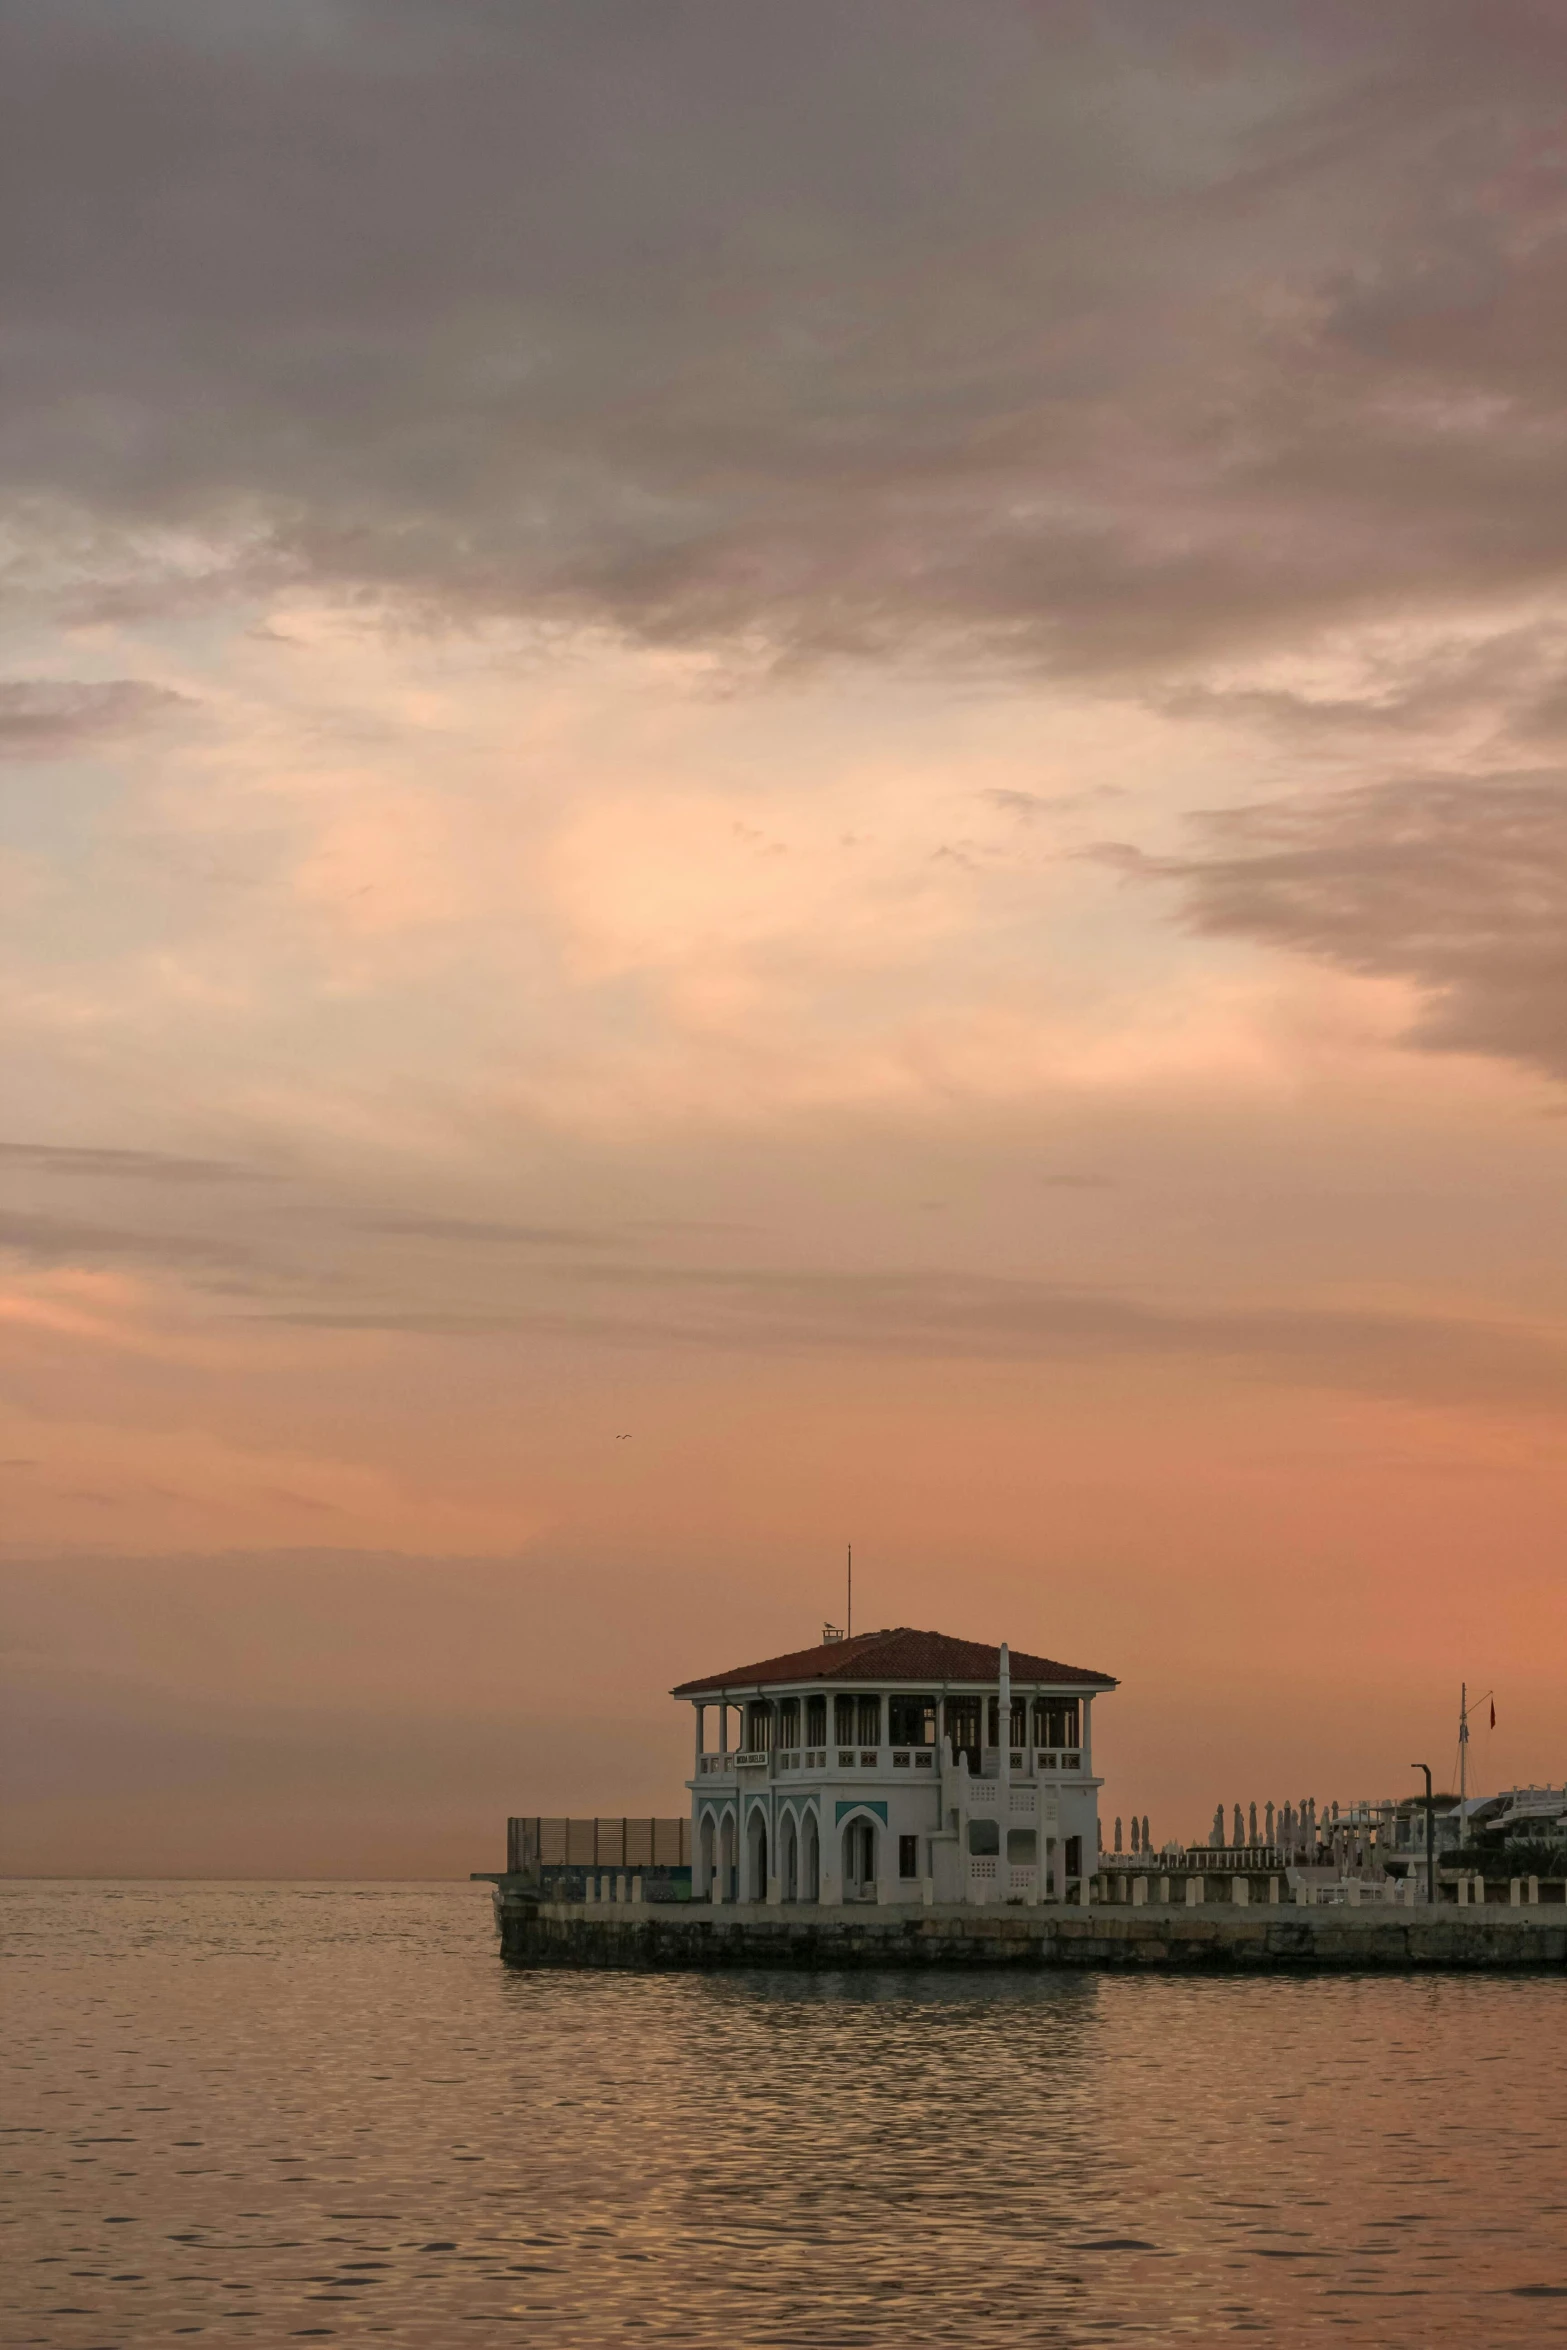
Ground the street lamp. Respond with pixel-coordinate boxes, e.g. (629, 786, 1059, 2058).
(1411, 1762, 1435, 1907)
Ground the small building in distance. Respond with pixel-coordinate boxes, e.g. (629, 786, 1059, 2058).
(672, 1625, 1115, 1907)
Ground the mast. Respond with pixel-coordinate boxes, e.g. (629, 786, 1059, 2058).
(1459, 1681, 1467, 1829)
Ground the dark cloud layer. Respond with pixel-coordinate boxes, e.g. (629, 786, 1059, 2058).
(4, 2, 1566, 673)
(0, 1208, 260, 1274)
(0, 679, 184, 756)
(0, 1141, 269, 1181)
(258, 1257, 1567, 1413)
(1113, 772, 1567, 1081)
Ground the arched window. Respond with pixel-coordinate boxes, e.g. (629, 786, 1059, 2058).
(780, 1812, 799, 1901)
(745, 1808, 768, 1900)
(842, 1815, 877, 1896)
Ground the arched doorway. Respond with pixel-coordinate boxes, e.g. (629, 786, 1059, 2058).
(699, 1810, 716, 1899)
(746, 1808, 768, 1902)
(843, 1814, 877, 1901)
(719, 1810, 737, 1903)
(802, 1809, 820, 1902)
(780, 1811, 799, 1902)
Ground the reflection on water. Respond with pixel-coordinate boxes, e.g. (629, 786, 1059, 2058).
(3, 1883, 1564, 2347)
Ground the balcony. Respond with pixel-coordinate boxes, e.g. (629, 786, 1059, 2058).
(696, 1743, 1079, 1782)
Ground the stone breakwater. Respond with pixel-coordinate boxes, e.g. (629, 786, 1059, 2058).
(494, 1890, 1567, 1973)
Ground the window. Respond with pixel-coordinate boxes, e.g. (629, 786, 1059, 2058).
(944, 1698, 981, 1760)
(1009, 1698, 1027, 1749)
(746, 1702, 773, 1750)
(855, 1694, 880, 1746)
(1065, 1835, 1082, 1877)
(898, 1834, 919, 1879)
(1033, 1698, 1081, 1749)
(805, 1695, 826, 1746)
(777, 1698, 800, 1750)
(888, 1695, 935, 1746)
(1006, 1828, 1036, 1863)
(967, 1818, 1000, 1856)
(833, 1694, 855, 1744)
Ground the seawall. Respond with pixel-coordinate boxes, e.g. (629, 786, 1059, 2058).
(490, 1886, 1567, 1973)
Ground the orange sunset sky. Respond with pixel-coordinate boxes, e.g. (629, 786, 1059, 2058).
(3, 0, 1565, 1877)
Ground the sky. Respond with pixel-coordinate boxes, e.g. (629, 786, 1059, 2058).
(3, 0, 1565, 1878)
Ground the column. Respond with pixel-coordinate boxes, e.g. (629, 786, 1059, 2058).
(693, 1702, 705, 1777)
(998, 1644, 1011, 1896)
(819, 1797, 842, 1905)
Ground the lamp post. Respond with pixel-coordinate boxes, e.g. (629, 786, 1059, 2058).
(1411, 1763, 1435, 1907)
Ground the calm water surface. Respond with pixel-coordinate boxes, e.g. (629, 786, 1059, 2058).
(3, 1883, 1564, 2347)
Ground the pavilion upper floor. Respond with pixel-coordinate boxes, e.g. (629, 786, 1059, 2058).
(690, 1686, 1091, 1781)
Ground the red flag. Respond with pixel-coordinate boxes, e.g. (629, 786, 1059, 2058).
(1490, 1700, 1496, 1729)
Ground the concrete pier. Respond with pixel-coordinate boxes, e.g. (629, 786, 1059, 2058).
(490, 1884, 1567, 1973)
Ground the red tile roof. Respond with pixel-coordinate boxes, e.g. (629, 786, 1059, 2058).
(670, 1626, 1115, 1697)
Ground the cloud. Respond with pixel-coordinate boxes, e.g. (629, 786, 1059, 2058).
(0, 679, 186, 756)
(0, 1141, 270, 1182)
(0, 1208, 261, 1274)
(1106, 771, 1567, 1082)
(360, 1215, 606, 1248)
(252, 1255, 1567, 1411)
(984, 787, 1126, 820)
(4, 3, 1567, 678)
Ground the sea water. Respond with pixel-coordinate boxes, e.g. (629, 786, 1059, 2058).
(3, 1882, 1564, 2346)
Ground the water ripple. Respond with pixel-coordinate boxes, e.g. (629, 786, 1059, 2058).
(2, 1882, 1564, 2346)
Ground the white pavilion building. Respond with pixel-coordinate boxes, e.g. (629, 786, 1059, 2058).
(674, 1626, 1115, 1907)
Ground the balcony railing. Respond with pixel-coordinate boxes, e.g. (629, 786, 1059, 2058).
(697, 1744, 1081, 1779)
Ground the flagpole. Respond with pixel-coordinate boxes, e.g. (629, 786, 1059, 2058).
(1459, 1682, 1467, 1828)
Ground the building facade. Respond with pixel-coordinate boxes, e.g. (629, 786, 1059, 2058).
(672, 1626, 1115, 1907)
